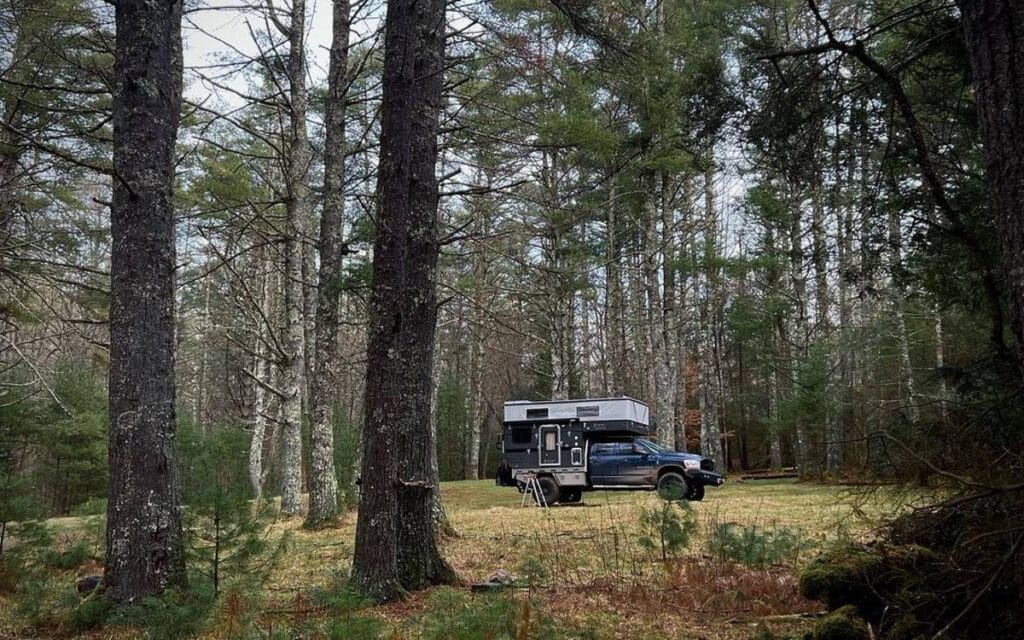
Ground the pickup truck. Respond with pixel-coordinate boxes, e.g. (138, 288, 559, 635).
(588, 437, 724, 501)
(499, 397, 724, 505)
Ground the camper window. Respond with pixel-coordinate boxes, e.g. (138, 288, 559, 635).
(543, 431, 557, 451)
(526, 408, 549, 419)
(576, 405, 600, 417)
(511, 427, 532, 444)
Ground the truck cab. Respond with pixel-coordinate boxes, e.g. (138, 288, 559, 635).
(499, 397, 724, 505)
(588, 437, 723, 501)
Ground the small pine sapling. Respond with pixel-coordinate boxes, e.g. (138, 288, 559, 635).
(638, 499, 698, 562)
(179, 425, 276, 594)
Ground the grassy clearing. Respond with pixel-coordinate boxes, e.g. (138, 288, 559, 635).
(0, 479, 901, 639)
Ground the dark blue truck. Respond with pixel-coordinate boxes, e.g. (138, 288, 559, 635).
(498, 398, 724, 505)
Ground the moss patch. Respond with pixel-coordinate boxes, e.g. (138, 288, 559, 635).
(805, 606, 869, 640)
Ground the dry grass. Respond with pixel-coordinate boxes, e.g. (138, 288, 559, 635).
(0, 479, 903, 639)
(259, 479, 893, 638)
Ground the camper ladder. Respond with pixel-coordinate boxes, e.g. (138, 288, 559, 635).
(520, 473, 548, 508)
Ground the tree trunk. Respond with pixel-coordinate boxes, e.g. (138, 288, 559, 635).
(306, 0, 351, 529)
(250, 256, 272, 498)
(647, 172, 677, 449)
(889, 208, 919, 424)
(466, 329, 483, 480)
(104, 0, 186, 604)
(957, 0, 1024, 375)
(787, 189, 812, 473)
(351, 0, 455, 601)
(934, 306, 949, 421)
(699, 162, 725, 471)
(606, 180, 629, 395)
(280, 0, 312, 517)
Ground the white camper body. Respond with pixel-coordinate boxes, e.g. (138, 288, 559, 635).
(502, 397, 650, 426)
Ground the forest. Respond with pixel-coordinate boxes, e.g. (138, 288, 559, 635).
(1, 0, 1022, 638)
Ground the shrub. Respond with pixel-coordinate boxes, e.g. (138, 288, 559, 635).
(324, 615, 385, 640)
(638, 499, 698, 561)
(516, 555, 549, 589)
(69, 596, 112, 631)
(414, 588, 578, 640)
(43, 540, 91, 571)
(707, 522, 812, 569)
(108, 582, 218, 640)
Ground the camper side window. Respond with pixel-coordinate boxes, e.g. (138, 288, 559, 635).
(543, 431, 557, 451)
(510, 427, 532, 444)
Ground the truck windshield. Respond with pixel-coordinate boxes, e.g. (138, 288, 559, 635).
(638, 439, 672, 454)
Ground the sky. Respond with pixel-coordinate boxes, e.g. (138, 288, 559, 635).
(182, 0, 380, 106)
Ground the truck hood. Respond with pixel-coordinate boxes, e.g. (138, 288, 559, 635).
(654, 452, 705, 464)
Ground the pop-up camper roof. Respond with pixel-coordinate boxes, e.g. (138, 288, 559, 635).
(503, 397, 649, 427)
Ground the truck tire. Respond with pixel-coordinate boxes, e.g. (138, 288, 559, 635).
(536, 476, 560, 505)
(657, 472, 688, 501)
(686, 483, 705, 501)
(559, 488, 582, 504)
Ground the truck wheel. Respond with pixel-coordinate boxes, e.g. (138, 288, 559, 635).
(536, 476, 560, 505)
(559, 488, 582, 504)
(657, 472, 688, 501)
(686, 484, 705, 501)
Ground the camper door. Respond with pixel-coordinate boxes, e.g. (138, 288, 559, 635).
(538, 425, 561, 466)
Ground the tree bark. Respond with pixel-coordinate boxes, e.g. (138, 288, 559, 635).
(957, 0, 1024, 375)
(351, 0, 455, 601)
(889, 208, 920, 424)
(104, 0, 186, 604)
(250, 253, 273, 498)
(605, 179, 629, 395)
(647, 172, 677, 448)
(786, 189, 812, 473)
(306, 0, 351, 529)
(699, 162, 725, 470)
(279, 0, 312, 517)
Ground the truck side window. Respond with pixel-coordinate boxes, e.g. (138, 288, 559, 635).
(591, 443, 611, 455)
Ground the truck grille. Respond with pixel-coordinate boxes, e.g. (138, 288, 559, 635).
(700, 458, 715, 472)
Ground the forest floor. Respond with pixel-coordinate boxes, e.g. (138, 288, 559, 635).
(1, 479, 913, 639)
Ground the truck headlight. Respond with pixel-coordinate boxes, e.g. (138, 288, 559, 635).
(683, 459, 700, 470)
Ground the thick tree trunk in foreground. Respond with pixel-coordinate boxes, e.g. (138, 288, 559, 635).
(958, 0, 1024, 375)
(104, 0, 186, 604)
(352, 0, 455, 601)
(280, 0, 312, 517)
(306, 0, 351, 529)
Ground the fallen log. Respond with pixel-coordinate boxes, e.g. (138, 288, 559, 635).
(740, 472, 800, 480)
